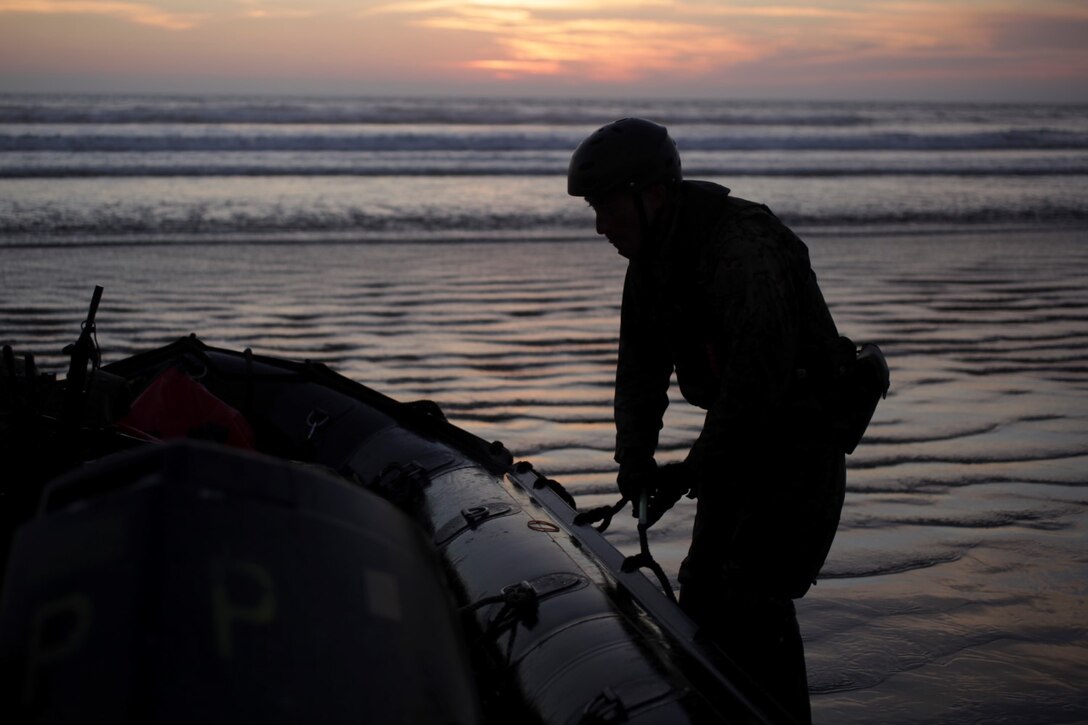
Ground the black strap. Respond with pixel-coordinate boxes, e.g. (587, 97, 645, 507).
(623, 515, 679, 605)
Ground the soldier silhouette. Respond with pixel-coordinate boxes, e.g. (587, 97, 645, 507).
(568, 118, 848, 724)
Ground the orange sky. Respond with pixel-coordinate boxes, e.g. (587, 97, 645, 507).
(1, 0, 1086, 100)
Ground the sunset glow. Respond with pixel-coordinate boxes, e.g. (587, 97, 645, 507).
(0, 0, 204, 29)
(1, 0, 1085, 100)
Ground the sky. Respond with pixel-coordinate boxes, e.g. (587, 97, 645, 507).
(1, 0, 1086, 102)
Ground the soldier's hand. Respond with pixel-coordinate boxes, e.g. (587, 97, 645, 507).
(645, 462, 693, 527)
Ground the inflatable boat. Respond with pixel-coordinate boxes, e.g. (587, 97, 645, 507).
(1, 290, 791, 724)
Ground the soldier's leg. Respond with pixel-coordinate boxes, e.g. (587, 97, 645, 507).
(679, 575, 812, 724)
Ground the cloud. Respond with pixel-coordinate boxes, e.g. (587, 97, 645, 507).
(233, 0, 317, 20)
(3, 0, 1083, 99)
(0, 0, 205, 30)
(366, 0, 671, 12)
(364, 1, 962, 83)
(985, 13, 1088, 52)
(383, 1, 759, 80)
(361, 0, 1088, 90)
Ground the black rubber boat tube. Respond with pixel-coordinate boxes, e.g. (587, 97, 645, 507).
(97, 337, 789, 722)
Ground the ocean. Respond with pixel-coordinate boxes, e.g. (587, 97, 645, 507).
(2, 94, 1087, 723)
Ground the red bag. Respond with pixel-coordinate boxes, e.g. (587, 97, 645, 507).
(118, 366, 255, 450)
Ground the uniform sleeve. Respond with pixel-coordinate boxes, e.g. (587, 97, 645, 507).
(614, 264, 673, 467)
(684, 215, 803, 474)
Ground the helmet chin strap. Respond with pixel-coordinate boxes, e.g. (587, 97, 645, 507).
(630, 186, 653, 258)
(630, 183, 674, 259)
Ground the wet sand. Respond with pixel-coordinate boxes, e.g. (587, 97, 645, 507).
(2, 226, 1087, 723)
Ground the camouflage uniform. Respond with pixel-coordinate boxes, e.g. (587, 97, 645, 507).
(615, 180, 845, 722)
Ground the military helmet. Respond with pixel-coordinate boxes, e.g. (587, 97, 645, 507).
(567, 118, 682, 197)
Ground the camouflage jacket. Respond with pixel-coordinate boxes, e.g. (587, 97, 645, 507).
(614, 180, 839, 474)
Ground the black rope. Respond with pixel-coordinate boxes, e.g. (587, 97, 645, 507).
(572, 496, 629, 533)
(575, 492, 678, 604)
